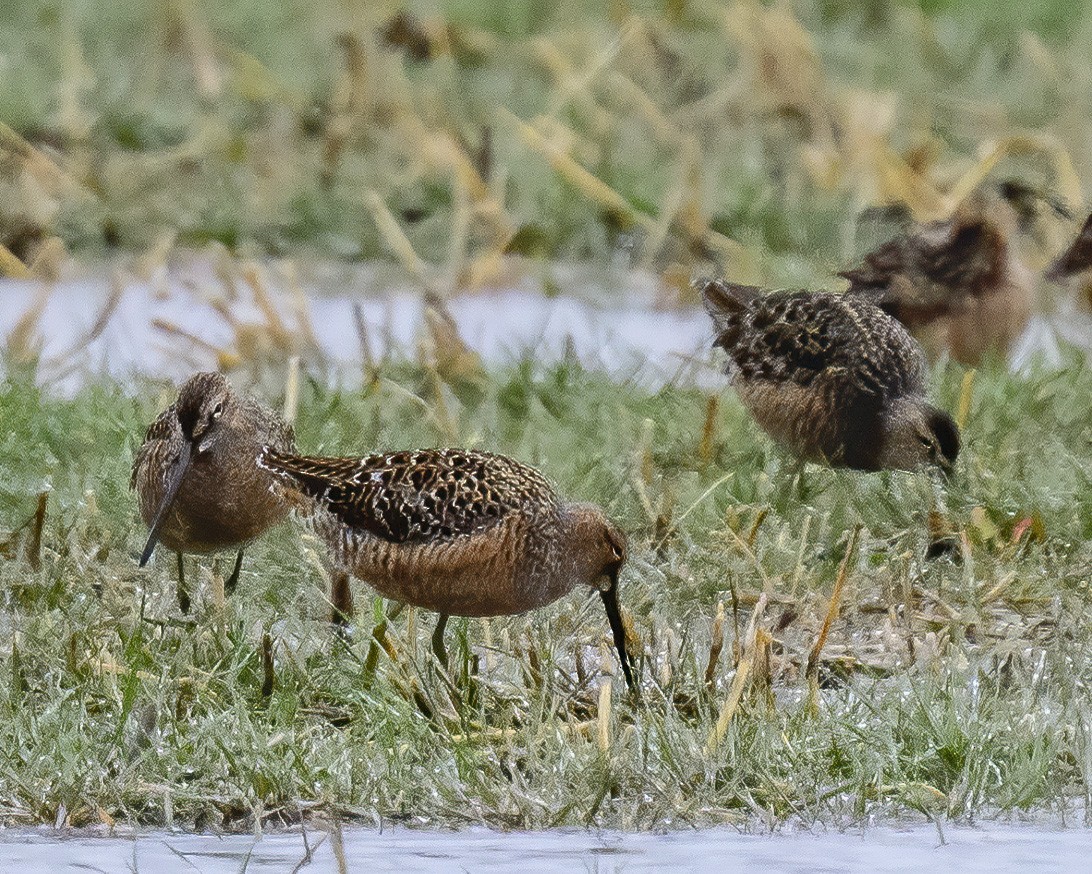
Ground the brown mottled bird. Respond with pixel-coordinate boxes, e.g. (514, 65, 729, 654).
(257, 447, 635, 690)
(1045, 212, 1092, 307)
(131, 372, 296, 612)
(839, 195, 1033, 366)
(700, 279, 960, 473)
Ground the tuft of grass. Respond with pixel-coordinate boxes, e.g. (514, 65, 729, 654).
(0, 350, 1089, 830)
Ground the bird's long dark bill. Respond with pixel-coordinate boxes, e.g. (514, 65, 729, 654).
(934, 453, 955, 481)
(600, 574, 636, 692)
(139, 440, 192, 567)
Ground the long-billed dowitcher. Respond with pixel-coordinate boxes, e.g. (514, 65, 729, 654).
(256, 447, 636, 690)
(1046, 212, 1092, 307)
(700, 279, 960, 473)
(131, 372, 296, 611)
(839, 193, 1032, 366)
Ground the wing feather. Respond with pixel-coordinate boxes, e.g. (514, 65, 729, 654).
(130, 405, 179, 490)
(259, 448, 557, 544)
(703, 287, 925, 404)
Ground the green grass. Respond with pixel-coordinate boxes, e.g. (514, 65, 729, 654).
(0, 352, 1090, 830)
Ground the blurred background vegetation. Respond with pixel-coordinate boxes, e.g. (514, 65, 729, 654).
(1, 0, 1090, 291)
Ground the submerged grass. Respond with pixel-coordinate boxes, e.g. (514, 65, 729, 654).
(0, 352, 1090, 830)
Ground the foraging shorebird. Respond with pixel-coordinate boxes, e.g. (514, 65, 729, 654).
(257, 447, 636, 690)
(1045, 212, 1092, 307)
(132, 372, 296, 612)
(839, 194, 1033, 366)
(700, 279, 960, 473)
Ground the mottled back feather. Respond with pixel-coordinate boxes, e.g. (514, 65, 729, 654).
(700, 279, 925, 405)
(130, 410, 178, 490)
(259, 448, 559, 544)
(1047, 213, 1092, 281)
(840, 213, 1007, 324)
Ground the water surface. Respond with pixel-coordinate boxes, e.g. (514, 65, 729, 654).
(1, 822, 1089, 873)
(2, 259, 1089, 394)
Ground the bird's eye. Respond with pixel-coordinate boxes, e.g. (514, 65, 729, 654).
(212, 402, 224, 419)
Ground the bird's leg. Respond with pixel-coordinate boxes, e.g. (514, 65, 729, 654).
(431, 614, 469, 716)
(176, 552, 191, 614)
(224, 549, 245, 596)
(794, 458, 808, 500)
(432, 613, 449, 668)
(330, 570, 354, 632)
(465, 650, 482, 710)
(772, 455, 806, 510)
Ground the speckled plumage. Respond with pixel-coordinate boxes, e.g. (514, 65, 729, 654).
(1046, 213, 1092, 308)
(839, 200, 1032, 365)
(131, 372, 296, 606)
(258, 447, 635, 689)
(700, 279, 960, 472)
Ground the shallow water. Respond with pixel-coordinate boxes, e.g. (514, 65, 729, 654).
(0, 260, 714, 393)
(1, 259, 1089, 394)
(2, 822, 1091, 873)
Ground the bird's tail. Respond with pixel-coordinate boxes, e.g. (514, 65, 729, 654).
(694, 278, 764, 336)
(257, 446, 341, 503)
(695, 277, 760, 333)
